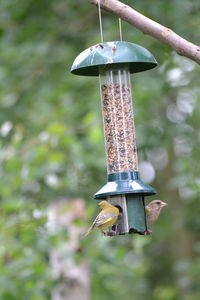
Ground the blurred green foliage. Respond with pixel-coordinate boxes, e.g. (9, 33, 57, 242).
(0, 0, 200, 299)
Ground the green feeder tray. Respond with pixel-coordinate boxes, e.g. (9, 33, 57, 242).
(94, 171, 156, 235)
(94, 171, 156, 199)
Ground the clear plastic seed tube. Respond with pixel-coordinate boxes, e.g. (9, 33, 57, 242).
(99, 65, 138, 174)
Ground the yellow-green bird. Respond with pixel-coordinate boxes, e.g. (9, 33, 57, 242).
(145, 200, 167, 234)
(82, 200, 119, 238)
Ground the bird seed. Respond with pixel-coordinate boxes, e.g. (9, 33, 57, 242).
(101, 83, 138, 174)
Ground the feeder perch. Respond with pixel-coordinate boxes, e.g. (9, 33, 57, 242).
(71, 41, 157, 235)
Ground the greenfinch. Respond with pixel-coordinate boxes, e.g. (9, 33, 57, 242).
(145, 200, 167, 234)
(82, 200, 119, 238)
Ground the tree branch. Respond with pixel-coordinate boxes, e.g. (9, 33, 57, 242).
(91, 0, 200, 65)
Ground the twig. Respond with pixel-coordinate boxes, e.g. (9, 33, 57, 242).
(91, 0, 200, 65)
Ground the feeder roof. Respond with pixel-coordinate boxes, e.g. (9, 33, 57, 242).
(71, 41, 157, 76)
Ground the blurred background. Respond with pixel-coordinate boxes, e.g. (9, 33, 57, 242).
(0, 0, 200, 299)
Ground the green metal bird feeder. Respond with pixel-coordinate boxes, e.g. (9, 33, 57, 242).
(71, 40, 157, 235)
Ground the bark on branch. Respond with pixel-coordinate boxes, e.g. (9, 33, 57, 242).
(91, 0, 200, 65)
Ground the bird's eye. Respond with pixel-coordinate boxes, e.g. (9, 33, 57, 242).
(156, 201, 160, 205)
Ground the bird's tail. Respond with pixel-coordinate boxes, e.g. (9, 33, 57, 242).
(81, 225, 93, 239)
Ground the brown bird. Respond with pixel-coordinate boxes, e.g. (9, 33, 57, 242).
(82, 200, 119, 238)
(145, 200, 167, 235)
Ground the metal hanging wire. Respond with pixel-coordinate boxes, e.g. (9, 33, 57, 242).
(98, 0, 104, 44)
(98, 0, 123, 43)
(119, 18, 123, 41)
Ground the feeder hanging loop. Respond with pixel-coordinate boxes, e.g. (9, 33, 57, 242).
(98, 0, 104, 44)
(119, 18, 123, 41)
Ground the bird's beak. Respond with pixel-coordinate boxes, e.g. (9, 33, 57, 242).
(161, 201, 167, 207)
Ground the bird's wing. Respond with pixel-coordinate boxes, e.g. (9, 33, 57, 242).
(145, 206, 151, 216)
(92, 210, 117, 229)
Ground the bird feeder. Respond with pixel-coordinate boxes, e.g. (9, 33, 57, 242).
(71, 41, 157, 235)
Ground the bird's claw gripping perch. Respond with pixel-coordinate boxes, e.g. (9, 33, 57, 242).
(107, 230, 117, 237)
(101, 229, 107, 236)
(145, 229, 152, 235)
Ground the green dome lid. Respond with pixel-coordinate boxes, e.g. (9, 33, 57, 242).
(71, 41, 157, 76)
